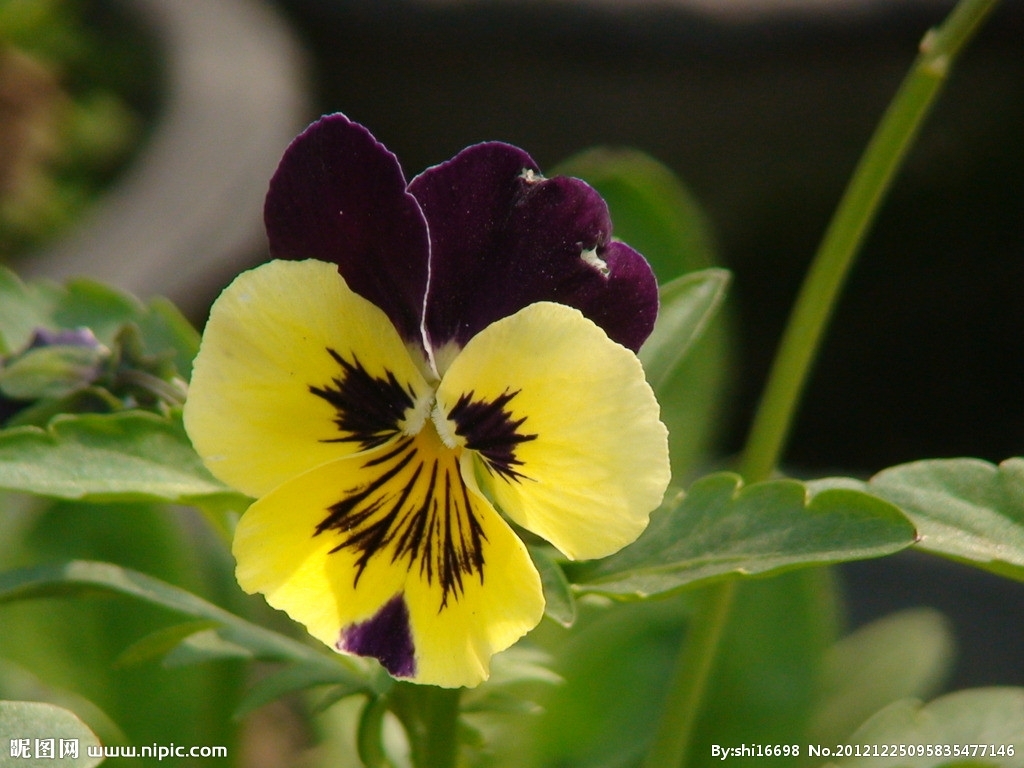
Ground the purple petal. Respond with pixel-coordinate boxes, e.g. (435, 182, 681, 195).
(410, 144, 658, 352)
(264, 114, 430, 344)
(27, 327, 101, 351)
(338, 593, 416, 678)
(562, 240, 661, 354)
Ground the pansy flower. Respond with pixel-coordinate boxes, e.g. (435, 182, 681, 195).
(184, 114, 670, 688)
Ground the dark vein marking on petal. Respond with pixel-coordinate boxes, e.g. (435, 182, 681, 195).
(316, 433, 488, 610)
(339, 593, 416, 677)
(447, 390, 538, 482)
(309, 347, 417, 450)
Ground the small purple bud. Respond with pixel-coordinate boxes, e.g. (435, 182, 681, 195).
(27, 327, 102, 351)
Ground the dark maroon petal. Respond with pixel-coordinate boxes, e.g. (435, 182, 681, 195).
(410, 145, 658, 352)
(563, 240, 661, 354)
(264, 114, 430, 344)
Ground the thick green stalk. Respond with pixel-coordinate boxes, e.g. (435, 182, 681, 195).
(418, 686, 461, 768)
(644, 2, 999, 766)
(390, 683, 462, 768)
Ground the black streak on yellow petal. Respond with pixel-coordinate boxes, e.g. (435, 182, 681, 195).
(316, 434, 487, 611)
(309, 348, 417, 450)
(447, 389, 537, 482)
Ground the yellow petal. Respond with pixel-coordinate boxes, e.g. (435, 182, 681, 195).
(232, 419, 545, 688)
(437, 301, 670, 561)
(184, 259, 431, 498)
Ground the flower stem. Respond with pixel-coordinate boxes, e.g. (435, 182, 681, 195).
(738, 0, 1000, 483)
(645, 2, 999, 765)
(390, 683, 462, 768)
(418, 686, 461, 768)
(641, 581, 736, 768)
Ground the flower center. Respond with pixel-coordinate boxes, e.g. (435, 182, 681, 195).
(310, 347, 538, 480)
(307, 347, 538, 609)
(315, 420, 487, 609)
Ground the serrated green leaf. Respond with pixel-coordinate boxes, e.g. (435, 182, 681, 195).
(0, 560, 370, 689)
(809, 608, 955, 745)
(639, 268, 730, 394)
(566, 473, 917, 598)
(0, 701, 103, 767)
(824, 688, 1024, 767)
(866, 458, 1024, 581)
(0, 411, 231, 502)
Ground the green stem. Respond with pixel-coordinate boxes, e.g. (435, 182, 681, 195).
(419, 686, 461, 768)
(390, 684, 462, 768)
(641, 581, 736, 768)
(357, 695, 392, 768)
(645, 2, 999, 766)
(739, 0, 1000, 483)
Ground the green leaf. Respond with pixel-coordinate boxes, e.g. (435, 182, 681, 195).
(0, 345, 106, 400)
(0, 269, 199, 432)
(234, 663, 369, 720)
(867, 457, 1024, 581)
(162, 629, 256, 667)
(115, 620, 254, 668)
(523, 594, 693, 768)
(462, 646, 561, 718)
(566, 473, 917, 598)
(0, 269, 58, 356)
(639, 268, 730, 394)
(0, 267, 197, 369)
(809, 608, 955, 745)
(525, 570, 841, 768)
(114, 620, 221, 668)
(0, 659, 127, 747)
(823, 688, 1024, 767)
(0, 700, 103, 767)
(0, 500, 245, 758)
(134, 296, 200, 380)
(51, 278, 147, 347)
(0, 411, 232, 502)
(0, 559, 370, 688)
(530, 545, 577, 628)
(690, 569, 842, 768)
